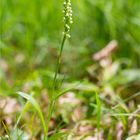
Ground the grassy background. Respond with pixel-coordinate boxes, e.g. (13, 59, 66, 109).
(0, 0, 140, 139)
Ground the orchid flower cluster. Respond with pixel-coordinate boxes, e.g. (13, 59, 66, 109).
(63, 0, 73, 38)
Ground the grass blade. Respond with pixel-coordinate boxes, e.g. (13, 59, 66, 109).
(17, 92, 47, 140)
(95, 92, 102, 140)
(14, 92, 34, 129)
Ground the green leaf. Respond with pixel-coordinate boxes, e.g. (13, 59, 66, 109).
(17, 92, 47, 140)
(95, 92, 102, 133)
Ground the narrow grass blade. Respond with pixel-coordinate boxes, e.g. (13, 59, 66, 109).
(53, 87, 75, 100)
(113, 91, 140, 109)
(1, 121, 12, 140)
(95, 92, 102, 139)
(14, 92, 34, 129)
(53, 82, 82, 100)
(17, 92, 47, 140)
(109, 113, 140, 118)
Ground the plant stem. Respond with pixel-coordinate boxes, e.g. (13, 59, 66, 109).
(46, 34, 66, 138)
(52, 35, 66, 93)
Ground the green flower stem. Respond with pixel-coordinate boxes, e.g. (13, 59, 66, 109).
(52, 34, 66, 93)
(46, 34, 66, 138)
(45, 0, 72, 137)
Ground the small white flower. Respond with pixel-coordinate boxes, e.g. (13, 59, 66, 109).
(63, 0, 73, 38)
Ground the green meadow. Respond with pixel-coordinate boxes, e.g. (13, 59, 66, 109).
(0, 0, 140, 139)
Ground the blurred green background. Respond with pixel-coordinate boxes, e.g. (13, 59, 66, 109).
(0, 0, 140, 139)
(0, 0, 140, 95)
